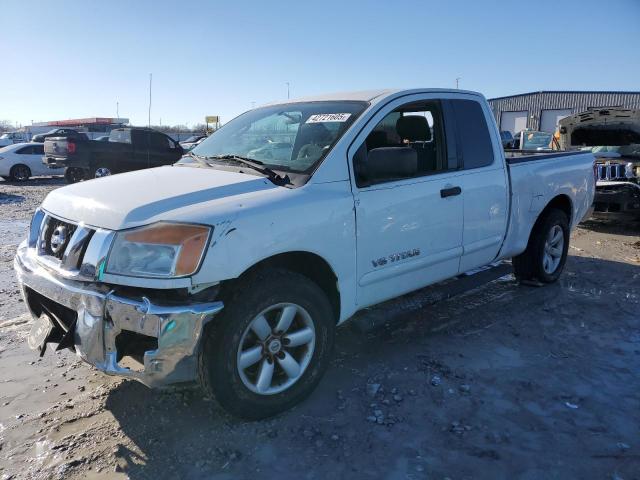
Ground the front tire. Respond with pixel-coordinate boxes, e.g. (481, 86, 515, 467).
(9, 164, 31, 181)
(513, 208, 570, 283)
(199, 269, 335, 420)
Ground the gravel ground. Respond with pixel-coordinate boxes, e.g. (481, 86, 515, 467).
(0, 179, 639, 480)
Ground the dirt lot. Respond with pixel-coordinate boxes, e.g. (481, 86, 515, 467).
(1, 178, 639, 480)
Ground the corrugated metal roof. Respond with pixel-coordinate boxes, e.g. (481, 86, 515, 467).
(489, 90, 640, 101)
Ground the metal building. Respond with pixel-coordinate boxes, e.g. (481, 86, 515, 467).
(487, 91, 640, 134)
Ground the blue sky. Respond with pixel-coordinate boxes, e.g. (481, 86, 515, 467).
(1, 0, 638, 127)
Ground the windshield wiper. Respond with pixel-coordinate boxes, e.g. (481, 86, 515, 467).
(185, 151, 213, 168)
(208, 155, 291, 186)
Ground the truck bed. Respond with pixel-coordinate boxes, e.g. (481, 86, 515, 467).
(504, 150, 586, 164)
(498, 150, 595, 260)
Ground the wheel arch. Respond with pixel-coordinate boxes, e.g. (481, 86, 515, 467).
(526, 194, 573, 247)
(10, 163, 31, 179)
(221, 251, 341, 324)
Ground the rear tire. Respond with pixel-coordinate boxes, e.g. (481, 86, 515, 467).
(9, 164, 31, 182)
(64, 167, 86, 183)
(198, 269, 335, 420)
(513, 208, 570, 284)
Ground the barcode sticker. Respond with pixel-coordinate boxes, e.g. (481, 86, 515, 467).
(306, 113, 351, 123)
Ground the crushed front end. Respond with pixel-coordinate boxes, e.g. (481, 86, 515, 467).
(14, 210, 223, 388)
(594, 161, 640, 218)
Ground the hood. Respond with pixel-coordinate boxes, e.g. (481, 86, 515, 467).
(41, 165, 278, 230)
(559, 108, 640, 148)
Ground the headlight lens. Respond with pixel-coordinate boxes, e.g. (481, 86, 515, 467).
(106, 222, 211, 278)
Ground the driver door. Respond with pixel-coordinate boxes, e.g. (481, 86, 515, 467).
(349, 94, 464, 308)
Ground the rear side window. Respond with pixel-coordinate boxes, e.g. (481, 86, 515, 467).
(31, 144, 44, 155)
(150, 133, 172, 149)
(110, 129, 132, 144)
(450, 99, 494, 169)
(16, 146, 33, 154)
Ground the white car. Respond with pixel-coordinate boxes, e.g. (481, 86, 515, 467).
(0, 131, 29, 147)
(0, 143, 64, 181)
(15, 89, 595, 420)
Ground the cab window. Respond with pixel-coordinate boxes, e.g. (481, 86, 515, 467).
(354, 100, 448, 186)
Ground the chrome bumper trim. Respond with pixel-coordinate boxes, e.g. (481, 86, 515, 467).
(14, 241, 223, 388)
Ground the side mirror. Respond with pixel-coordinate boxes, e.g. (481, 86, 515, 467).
(361, 147, 417, 185)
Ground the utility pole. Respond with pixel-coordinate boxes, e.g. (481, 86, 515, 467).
(286, 82, 290, 99)
(148, 73, 152, 127)
(456, 77, 461, 89)
(116, 101, 119, 118)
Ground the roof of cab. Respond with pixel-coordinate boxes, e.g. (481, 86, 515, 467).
(262, 88, 484, 107)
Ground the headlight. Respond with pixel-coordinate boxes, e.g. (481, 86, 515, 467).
(106, 222, 211, 278)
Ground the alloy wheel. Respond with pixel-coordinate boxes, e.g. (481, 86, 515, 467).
(543, 224, 564, 274)
(95, 167, 112, 178)
(236, 302, 315, 395)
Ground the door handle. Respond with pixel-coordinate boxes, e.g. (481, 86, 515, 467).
(440, 186, 462, 198)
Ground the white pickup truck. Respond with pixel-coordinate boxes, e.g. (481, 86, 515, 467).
(15, 89, 595, 419)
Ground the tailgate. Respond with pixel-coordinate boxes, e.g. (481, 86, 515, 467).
(44, 137, 71, 157)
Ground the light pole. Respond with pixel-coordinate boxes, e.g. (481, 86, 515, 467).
(148, 73, 153, 127)
(456, 77, 461, 89)
(286, 82, 290, 99)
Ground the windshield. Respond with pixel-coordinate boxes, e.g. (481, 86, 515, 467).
(191, 101, 367, 173)
(0, 133, 11, 139)
(521, 131, 553, 150)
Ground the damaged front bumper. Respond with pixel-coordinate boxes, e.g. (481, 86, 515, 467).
(14, 241, 223, 388)
(593, 181, 640, 218)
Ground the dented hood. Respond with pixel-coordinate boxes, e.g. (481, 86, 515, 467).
(41, 165, 278, 230)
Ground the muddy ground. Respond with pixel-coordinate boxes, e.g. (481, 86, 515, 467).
(0, 177, 639, 480)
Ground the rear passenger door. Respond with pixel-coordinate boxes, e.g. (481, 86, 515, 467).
(445, 98, 508, 272)
(349, 94, 464, 308)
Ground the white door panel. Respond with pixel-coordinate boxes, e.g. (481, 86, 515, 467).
(500, 111, 527, 135)
(355, 173, 463, 307)
(28, 153, 46, 175)
(458, 167, 509, 272)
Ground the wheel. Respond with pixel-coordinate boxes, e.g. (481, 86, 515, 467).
(513, 208, 570, 284)
(94, 166, 112, 178)
(64, 167, 86, 183)
(199, 269, 335, 420)
(9, 164, 31, 182)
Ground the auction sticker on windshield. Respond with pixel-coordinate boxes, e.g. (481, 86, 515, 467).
(306, 113, 352, 123)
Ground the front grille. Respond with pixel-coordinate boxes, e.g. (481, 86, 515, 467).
(40, 217, 77, 259)
(35, 214, 95, 271)
(597, 163, 626, 181)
